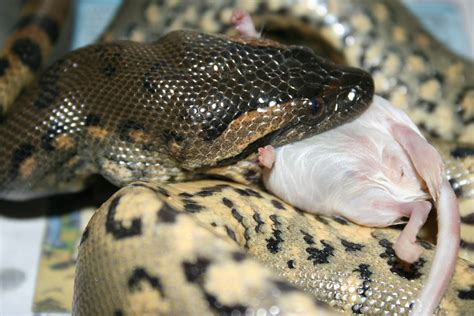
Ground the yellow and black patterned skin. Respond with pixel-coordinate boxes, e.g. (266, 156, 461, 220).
(1, 0, 474, 315)
(0, 0, 71, 113)
(73, 181, 474, 315)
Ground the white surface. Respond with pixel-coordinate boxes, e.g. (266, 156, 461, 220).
(0, 217, 46, 315)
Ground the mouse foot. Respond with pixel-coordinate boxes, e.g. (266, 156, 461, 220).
(257, 145, 275, 169)
(231, 8, 260, 38)
(393, 200, 432, 263)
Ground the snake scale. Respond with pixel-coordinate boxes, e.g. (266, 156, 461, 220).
(0, 0, 473, 315)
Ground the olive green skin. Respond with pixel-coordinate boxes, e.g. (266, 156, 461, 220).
(0, 30, 373, 200)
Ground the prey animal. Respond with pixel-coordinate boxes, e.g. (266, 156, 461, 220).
(258, 95, 460, 315)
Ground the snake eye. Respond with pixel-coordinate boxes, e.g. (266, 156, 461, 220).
(310, 99, 319, 113)
(309, 97, 324, 116)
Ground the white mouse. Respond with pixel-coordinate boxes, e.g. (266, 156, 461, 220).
(258, 95, 460, 315)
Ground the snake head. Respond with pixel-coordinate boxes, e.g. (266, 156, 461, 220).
(144, 31, 375, 169)
(264, 45, 374, 149)
(300, 57, 374, 129)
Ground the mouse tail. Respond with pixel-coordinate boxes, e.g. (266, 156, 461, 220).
(410, 178, 460, 316)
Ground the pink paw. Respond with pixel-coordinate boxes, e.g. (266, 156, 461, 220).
(231, 8, 259, 38)
(394, 236, 423, 263)
(257, 145, 275, 169)
(393, 200, 431, 263)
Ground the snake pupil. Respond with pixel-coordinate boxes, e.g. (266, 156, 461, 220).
(310, 99, 320, 114)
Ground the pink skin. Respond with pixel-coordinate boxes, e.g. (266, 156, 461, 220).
(391, 124, 443, 202)
(231, 8, 260, 38)
(257, 145, 275, 169)
(257, 97, 460, 316)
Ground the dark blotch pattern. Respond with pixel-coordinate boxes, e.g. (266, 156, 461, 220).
(183, 257, 211, 283)
(355, 263, 372, 280)
(353, 263, 373, 306)
(10, 143, 36, 178)
(287, 260, 296, 269)
(456, 87, 474, 123)
(128, 267, 164, 296)
(234, 188, 262, 198)
(41, 123, 67, 151)
(461, 213, 474, 225)
(178, 192, 193, 198)
(34, 60, 62, 109)
(300, 230, 315, 245)
(225, 225, 238, 242)
(450, 146, 474, 159)
(351, 304, 364, 314)
(117, 119, 146, 143)
(15, 15, 60, 43)
(143, 61, 168, 95)
(419, 100, 436, 113)
(195, 184, 228, 197)
(271, 199, 285, 210)
(105, 195, 142, 239)
(231, 208, 244, 223)
(182, 255, 248, 314)
(182, 199, 204, 213)
(334, 216, 349, 225)
(222, 197, 234, 208)
(0, 106, 5, 123)
(252, 212, 264, 233)
(232, 252, 246, 262)
(273, 279, 296, 293)
(231, 208, 251, 248)
(157, 203, 178, 223)
(458, 286, 474, 300)
(461, 240, 474, 251)
(243, 168, 259, 183)
(341, 239, 364, 252)
(313, 214, 329, 225)
(306, 240, 335, 264)
(266, 215, 284, 253)
(204, 292, 248, 315)
(11, 38, 42, 71)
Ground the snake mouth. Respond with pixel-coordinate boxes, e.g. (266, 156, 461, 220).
(215, 66, 375, 167)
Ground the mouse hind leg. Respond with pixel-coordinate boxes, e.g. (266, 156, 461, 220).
(341, 191, 431, 263)
(392, 200, 432, 263)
